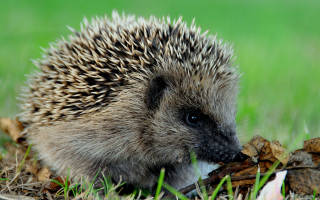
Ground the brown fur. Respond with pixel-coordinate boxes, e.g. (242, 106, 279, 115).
(20, 12, 241, 190)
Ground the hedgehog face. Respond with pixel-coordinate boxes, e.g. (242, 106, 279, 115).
(144, 67, 241, 164)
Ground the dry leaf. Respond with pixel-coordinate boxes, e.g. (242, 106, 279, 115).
(0, 117, 25, 143)
(270, 141, 289, 165)
(259, 141, 276, 162)
(232, 179, 256, 187)
(288, 151, 314, 166)
(311, 153, 320, 166)
(241, 143, 258, 157)
(304, 137, 320, 153)
(37, 167, 52, 182)
(233, 166, 258, 177)
(248, 135, 269, 152)
(242, 135, 289, 165)
(25, 160, 40, 176)
(46, 176, 65, 192)
(287, 168, 320, 194)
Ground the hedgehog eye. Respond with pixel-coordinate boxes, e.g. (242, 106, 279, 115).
(184, 112, 203, 127)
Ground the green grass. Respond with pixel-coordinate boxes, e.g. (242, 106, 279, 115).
(155, 168, 165, 200)
(191, 152, 209, 200)
(210, 175, 229, 200)
(50, 172, 125, 199)
(251, 167, 261, 199)
(16, 144, 31, 174)
(1, 0, 319, 143)
(163, 183, 189, 200)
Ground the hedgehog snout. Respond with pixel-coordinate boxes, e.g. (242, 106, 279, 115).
(195, 127, 242, 163)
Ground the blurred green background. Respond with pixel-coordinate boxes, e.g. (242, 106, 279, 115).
(0, 0, 319, 148)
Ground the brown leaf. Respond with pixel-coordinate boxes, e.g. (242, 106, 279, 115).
(232, 179, 256, 187)
(259, 141, 275, 162)
(248, 135, 269, 152)
(25, 160, 40, 176)
(270, 141, 289, 165)
(259, 161, 274, 170)
(233, 166, 258, 177)
(46, 176, 65, 192)
(288, 150, 314, 166)
(241, 143, 258, 157)
(287, 168, 320, 194)
(0, 117, 25, 143)
(37, 167, 52, 182)
(311, 153, 320, 166)
(244, 136, 289, 165)
(304, 137, 320, 153)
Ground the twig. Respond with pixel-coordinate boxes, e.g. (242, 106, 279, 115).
(5, 182, 43, 190)
(46, 191, 54, 200)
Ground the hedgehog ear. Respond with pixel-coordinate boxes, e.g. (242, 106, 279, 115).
(145, 76, 168, 110)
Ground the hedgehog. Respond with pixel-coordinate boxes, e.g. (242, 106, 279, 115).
(19, 11, 242, 191)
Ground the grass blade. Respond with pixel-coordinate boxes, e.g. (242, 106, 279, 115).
(258, 160, 280, 190)
(226, 175, 233, 200)
(210, 175, 228, 200)
(198, 177, 208, 200)
(17, 144, 31, 173)
(190, 152, 208, 200)
(163, 183, 188, 200)
(155, 168, 165, 200)
(101, 173, 113, 197)
(50, 179, 64, 188)
(251, 167, 261, 199)
(312, 189, 317, 200)
(282, 181, 285, 198)
(85, 169, 101, 197)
